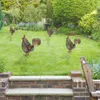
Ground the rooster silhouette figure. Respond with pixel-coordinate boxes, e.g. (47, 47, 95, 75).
(22, 35, 41, 55)
(66, 36, 81, 53)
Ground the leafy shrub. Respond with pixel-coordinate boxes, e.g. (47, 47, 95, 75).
(17, 22, 44, 31)
(17, 22, 25, 27)
(0, 62, 6, 73)
(17, 22, 28, 30)
(23, 3, 46, 23)
(92, 31, 100, 41)
(90, 59, 100, 79)
(0, 7, 4, 29)
(56, 27, 70, 35)
(78, 11, 98, 35)
(3, 11, 13, 25)
(3, 7, 20, 25)
(52, 0, 99, 26)
(35, 22, 44, 31)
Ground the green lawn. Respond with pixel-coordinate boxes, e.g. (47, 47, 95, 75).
(0, 26, 100, 75)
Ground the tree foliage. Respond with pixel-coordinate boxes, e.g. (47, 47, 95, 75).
(78, 8, 100, 40)
(1, 0, 47, 22)
(78, 11, 98, 35)
(23, 3, 46, 22)
(1, 0, 16, 10)
(0, 2, 4, 30)
(46, 0, 53, 21)
(91, 8, 100, 40)
(40, 0, 53, 23)
(52, 0, 99, 26)
(6, 7, 20, 24)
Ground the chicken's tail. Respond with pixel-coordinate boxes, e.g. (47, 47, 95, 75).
(32, 38, 41, 46)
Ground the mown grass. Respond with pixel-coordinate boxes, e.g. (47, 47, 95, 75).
(0, 26, 100, 75)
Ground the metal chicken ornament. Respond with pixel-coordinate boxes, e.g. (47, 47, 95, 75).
(22, 35, 41, 55)
(66, 36, 81, 53)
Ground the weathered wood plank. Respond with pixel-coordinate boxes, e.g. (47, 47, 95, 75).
(80, 57, 100, 100)
(80, 57, 95, 92)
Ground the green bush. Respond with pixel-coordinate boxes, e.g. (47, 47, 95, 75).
(0, 12, 4, 29)
(3, 11, 13, 25)
(90, 59, 100, 79)
(52, 0, 99, 26)
(92, 31, 100, 41)
(0, 6, 4, 30)
(17, 22, 44, 31)
(78, 12, 98, 35)
(23, 3, 46, 23)
(56, 27, 70, 35)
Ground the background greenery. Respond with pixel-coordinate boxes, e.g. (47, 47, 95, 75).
(1, 0, 100, 38)
(0, 2, 4, 30)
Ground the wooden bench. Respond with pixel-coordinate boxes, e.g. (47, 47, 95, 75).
(80, 57, 100, 100)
